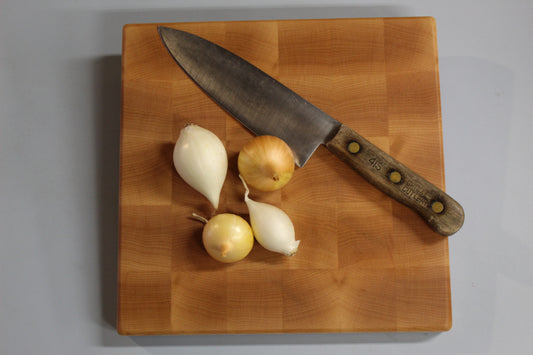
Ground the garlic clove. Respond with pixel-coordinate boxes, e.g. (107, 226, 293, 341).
(173, 124, 227, 209)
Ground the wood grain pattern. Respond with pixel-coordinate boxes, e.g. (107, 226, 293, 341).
(325, 124, 464, 235)
(119, 17, 452, 335)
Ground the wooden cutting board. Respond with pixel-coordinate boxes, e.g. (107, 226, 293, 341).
(118, 17, 451, 335)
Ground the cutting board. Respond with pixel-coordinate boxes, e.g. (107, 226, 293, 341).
(118, 17, 451, 335)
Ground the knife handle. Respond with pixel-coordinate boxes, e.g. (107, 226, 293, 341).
(325, 124, 464, 236)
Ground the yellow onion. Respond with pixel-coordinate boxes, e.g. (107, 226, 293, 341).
(193, 213, 254, 263)
(238, 135, 295, 191)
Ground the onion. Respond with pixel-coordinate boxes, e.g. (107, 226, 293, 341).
(239, 175, 300, 256)
(173, 124, 227, 209)
(193, 213, 254, 263)
(238, 135, 295, 191)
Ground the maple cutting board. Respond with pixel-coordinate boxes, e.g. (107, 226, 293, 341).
(118, 17, 451, 335)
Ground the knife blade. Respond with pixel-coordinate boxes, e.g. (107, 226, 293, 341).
(158, 26, 464, 236)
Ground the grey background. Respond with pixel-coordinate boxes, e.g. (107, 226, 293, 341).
(1, 0, 532, 354)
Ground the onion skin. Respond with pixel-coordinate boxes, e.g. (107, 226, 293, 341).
(238, 135, 295, 191)
(201, 214, 254, 263)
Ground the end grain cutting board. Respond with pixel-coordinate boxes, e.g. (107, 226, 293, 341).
(118, 17, 452, 335)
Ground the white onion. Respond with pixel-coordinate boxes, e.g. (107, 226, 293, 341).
(240, 175, 300, 256)
(173, 124, 227, 209)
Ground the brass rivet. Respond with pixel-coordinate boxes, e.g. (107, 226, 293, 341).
(432, 201, 445, 214)
(389, 171, 402, 184)
(347, 141, 360, 154)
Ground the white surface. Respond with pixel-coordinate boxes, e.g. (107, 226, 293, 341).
(1, 1, 532, 354)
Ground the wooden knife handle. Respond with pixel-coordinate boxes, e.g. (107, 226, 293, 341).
(325, 124, 464, 236)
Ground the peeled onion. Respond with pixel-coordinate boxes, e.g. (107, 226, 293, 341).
(194, 213, 254, 263)
(238, 135, 295, 191)
(173, 124, 227, 209)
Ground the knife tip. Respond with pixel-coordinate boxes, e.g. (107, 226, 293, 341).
(157, 26, 177, 46)
(157, 25, 175, 36)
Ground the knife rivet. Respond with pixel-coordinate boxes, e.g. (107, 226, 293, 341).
(389, 171, 402, 184)
(431, 201, 445, 214)
(347, 141, 360, 154)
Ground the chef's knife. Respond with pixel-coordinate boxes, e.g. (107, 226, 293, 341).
(158, 26, 464, 236)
